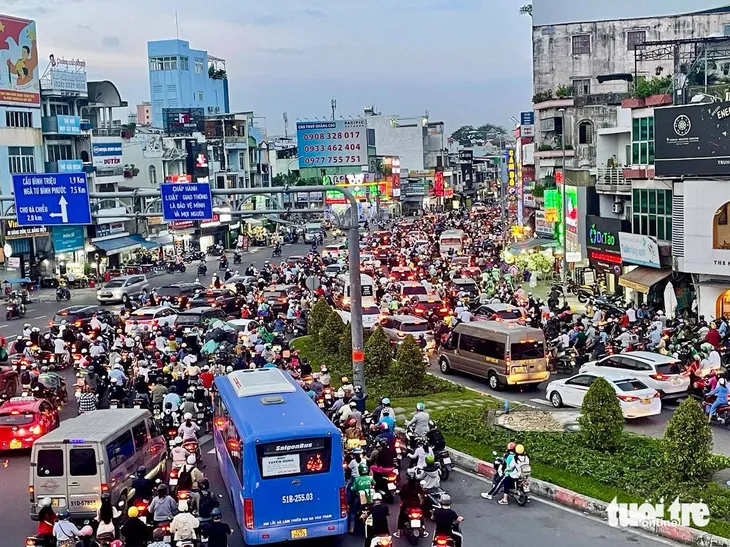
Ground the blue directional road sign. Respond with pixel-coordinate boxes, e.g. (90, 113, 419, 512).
(12, 173, 91, 226)
(161, 182, 213, 222)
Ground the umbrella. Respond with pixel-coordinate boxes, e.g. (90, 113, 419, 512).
(664, 281, 678, 320)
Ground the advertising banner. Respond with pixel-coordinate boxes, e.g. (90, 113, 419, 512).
(57, 115, 81, 134)
(534, 210, 554, 237)
(163, 108, 205, 135)
(57, 159, 83, 173)
(655, 101, 730, 177)
(92, 142, 122, 169)
(48, 58, 87, 95)
(619, 231, 661, 268)
(296, 119, 368, 168)
(586, 215, 627, 253)
(0, 15, 39, 107)
(52, 225, 85, 253)
(506, 149, 517, 212)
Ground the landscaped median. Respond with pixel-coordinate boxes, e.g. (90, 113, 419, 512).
(292, 302, 730, 543)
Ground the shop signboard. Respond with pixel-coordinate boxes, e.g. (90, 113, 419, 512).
(57, 115, 81, 134)
(5, 219, 48, 239)
(586, 215, 627, 253)
(92, 142, 122, 169)
(57, 159, 83, 173)
(48, 58, 88, 95)
(89, 221, 125, 239)
(619, 232, 661, 268)
(655, 101, 730, 177)
(163, 108, 205, 135)
(0, 16, 40, 107)
(296, 119, 368, 168)
(534, 210, 554, 237)
(543, 189, 559, 222)
(52, 225, 84, 253)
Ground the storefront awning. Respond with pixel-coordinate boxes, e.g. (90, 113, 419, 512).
(618, 266, 671, 293)
(506, 237, 559, 254)
(93, 236, 141, 256)
(264, 215, 295, 226)
(129, 234, 160, 250)
(152, 234, 174, 246)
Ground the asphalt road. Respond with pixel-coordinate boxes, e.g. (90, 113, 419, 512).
(0, 243, 683, 545)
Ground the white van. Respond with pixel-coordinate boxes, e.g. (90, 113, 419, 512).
(29, 409, 167, 520)
(338, 273, 376, 307)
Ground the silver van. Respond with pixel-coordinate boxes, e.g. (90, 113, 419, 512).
(30, 409, 167, 520)
(438, 321, 549, 391)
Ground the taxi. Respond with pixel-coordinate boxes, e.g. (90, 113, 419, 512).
(0, 397, 59, 450)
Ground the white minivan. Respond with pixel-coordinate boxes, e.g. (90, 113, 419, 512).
(30, 409, 167, 520)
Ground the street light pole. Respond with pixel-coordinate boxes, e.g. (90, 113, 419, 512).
(559, 108, 568, 306)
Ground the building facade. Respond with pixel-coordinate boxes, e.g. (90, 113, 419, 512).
(136, 102, 152, 126)
(147, 39, 230, 129)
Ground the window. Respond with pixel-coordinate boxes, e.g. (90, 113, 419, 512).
(37, 449, 64, 477)
(149, 165, 157, 184)
(257, 438, 332, 480)
(162, 56, 177, 70)
(572, 34, 591, 55)
(627, 30, 646, 50)
(578, 121, 593, 144)
(572, 79, 591, 96)
(565, 375, 595, 387)
(510, 341, 545, 361)
(70, 448, 97, 476)
(147, 418, 160, 439)
(150, 57, 163, 71)
(198, 92, 204, 101)
(725, 24, 730, 36)
(444, 332, 459, 351)
(180, 56, 189, 71)
(106, 430, 135, 469)
(623, 358, 653, 371)
(239, 152, 246, 171)
(8, 146, 35, 174)
(632, 116, 654, 165)
(132, 422, 148, 449)
(49, 103, 70, 116)
(632, 188, 672, 241)
(6, 110, 32, 127)
(195, 58, 205, 74)
(47, 144, 73, 162)
(459, 334, 505, 360)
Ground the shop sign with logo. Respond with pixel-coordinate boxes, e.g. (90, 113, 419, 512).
(90, 221, 125, 239)
(585, 215, 626, 253)
(619, 232, 661, 268)
(535, 210, 554, 237)
(5, 220, 48, 239)
(52, 226, 85, 253)
(170, 220, 194, 230)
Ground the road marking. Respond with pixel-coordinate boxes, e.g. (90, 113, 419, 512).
(33, 315, 46, 320)
(453, 469, 676, 546)
(0, 324, 7, 329)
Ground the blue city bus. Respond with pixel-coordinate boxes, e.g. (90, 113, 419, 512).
(213, 368, 348, 544)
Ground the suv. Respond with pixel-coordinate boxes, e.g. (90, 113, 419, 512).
(262, 285, 295, 314)
(396, 281, 429, 299)
(579, 351, 689, 398)
(188, 289, 240, 314)
(174, 306, 227, 331)
(50, 305, 114, 333)
(96, 275, 149, 304)
(474, 303, 526, 324)
(379, 315, 434, 348)
(125, 306, 178, 333)
(156, 283, 206, 307)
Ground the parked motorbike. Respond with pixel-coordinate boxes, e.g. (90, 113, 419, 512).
(435, 449, 453, 481)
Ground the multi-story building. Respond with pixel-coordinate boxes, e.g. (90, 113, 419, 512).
(136, 102, 152, 126)
(147, 39, 230, 129)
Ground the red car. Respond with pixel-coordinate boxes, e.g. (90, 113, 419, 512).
(0, 364, 19, 397)
(0, 397, 59, 450)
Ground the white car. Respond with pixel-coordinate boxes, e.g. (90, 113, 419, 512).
(225, 319, 262, 335)
(223, 275, 257, 293)
(579, 351, 689, 398)
(322, 243, 348, 260)
(338, 304, 382, 329)
(125, 306, 178, 333)
(546, 370, 662, 419)
(96, 275, 149, 304)
(325, 264, 346, 278)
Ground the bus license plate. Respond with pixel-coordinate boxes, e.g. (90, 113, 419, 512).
(291, 529, 307, 539)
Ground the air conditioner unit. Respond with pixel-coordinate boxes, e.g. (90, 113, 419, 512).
(215, 107, 220, 113)
(612, 201, 624, 214)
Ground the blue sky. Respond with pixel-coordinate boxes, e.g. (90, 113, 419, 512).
(4, 0, 533, 135)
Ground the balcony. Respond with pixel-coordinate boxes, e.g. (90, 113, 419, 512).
(534, 148, 576, 160)
(223, 135, 248, 149)
(42, 115, 82, 135)
(92, 127, 122, 137)
(596, 168, 631, 194)
(45, 160, 85, 173)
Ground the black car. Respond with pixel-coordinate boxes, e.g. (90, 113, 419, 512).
(50, 305, 114, 334)
(262, 285, 295, 314)
(188, 289, 240, 314)
(156, 283, 206, 308)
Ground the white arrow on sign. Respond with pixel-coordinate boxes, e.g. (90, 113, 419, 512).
(49, 196, 68, 223)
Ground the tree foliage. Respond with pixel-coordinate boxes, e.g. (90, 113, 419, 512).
(519, 4, 532, 16)
(577, 377, 624, 452)
(322, 311, 346, 353)
(272, 172, 322, 187)
(338, 328, 353, 363)
(308, 298, 332, 339)
(662, 398, 713, 484)
(450, 124, 507, 147)
(392, 335, 427, 393)
(364, 326, 392, 377)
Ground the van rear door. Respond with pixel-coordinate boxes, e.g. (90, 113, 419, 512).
(66, 443, 103, 516)
(31, 443, 69, 516)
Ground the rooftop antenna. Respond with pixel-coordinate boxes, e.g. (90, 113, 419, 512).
(175, 12, 180, 39)
(331, 98, 337, 121)
(283, 112, 289, 139)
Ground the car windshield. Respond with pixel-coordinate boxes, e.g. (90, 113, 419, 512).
(496, 309, 523, 320)
(130, 313, 156, 321)
(510, 341, 545, 360)
(264, 292, 285, 299)
(615, 380, 649, 392)
(400, 322, 429, 333)
(402, 286, 427, 296)
(326, 265, 341, 271)
(175, 314, 202, 325)
(363, 306, 380, 315)
(455, 282, 477, 293)
(156, 287, 182, 296)
(53, 313, 80, 323)
(0, 412, 35, 426)
(103, 280, 125, 288)
(655, 362, 682, 375)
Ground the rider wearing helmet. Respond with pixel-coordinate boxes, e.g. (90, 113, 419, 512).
(121, 505, 149, 547)
(53, 508, 82, 546)
(348, 462, 375, 532)
(432, 494, 464, 547)
(37, 496, 56, 540)
(131, 466, 155, 501)
(373, 396, 391, 423)
(178, 412, 200, 443)
(205, 507, 233, 546)
(163, 384, 182, 412)
(406, 402, 431, 437)
(394, 467, 428, 539)
(364, 491, 390, 547)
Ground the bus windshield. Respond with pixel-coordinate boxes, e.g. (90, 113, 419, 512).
(256, 438, 332, 479)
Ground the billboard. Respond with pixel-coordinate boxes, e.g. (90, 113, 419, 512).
(48, 58, 87, 95)
(655, 102, 730, 177)
(532, 1, 722, 26)
(185, 141, 210, 182)
(163, 108, 205, 135)
(92, 142, 123, 169)
(0, 15, 39, 107)
(296, 119, 368, 168)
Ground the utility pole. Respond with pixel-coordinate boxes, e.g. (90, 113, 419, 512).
(331, 99, 337, 121)
(559, 107, 568, 306)
(283, 112, 288, 140)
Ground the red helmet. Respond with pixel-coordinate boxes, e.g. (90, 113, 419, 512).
(507, 442, 517, 451)
(380, 422, 389, 431)
(170, 356, 177, 362)
(168, 335, 175, 341)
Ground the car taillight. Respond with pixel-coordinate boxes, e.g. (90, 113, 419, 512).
(28, 485, 34, 503)
(617, 394, 639, 402)
(339, 487, 347, 518)
(650, 374, 670, 381)
(244, 497, 254, 530)
(653, 391, 661, 398)
(30, 425, 42, 436)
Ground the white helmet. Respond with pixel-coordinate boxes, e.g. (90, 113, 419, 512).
(184, 412, 193, 421)
(186, 455, 196, 466)
(174, 436, 183, 445)
(40, 496, 52, 508)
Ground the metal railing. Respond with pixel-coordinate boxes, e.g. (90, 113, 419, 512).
(596, 167, 631, 194)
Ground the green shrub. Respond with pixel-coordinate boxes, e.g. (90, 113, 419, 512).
(321, 311, 346, 353)
(392, 335, 427, 394)
(364, 326, 392, 377)
(663, 398, 713, 484)
(308, 298, 332, 339)
(578, 377, 624, 452)
(338, 328, 352, 363)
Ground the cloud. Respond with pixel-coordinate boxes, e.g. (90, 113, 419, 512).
(101, 35, 121, 49)
(244, 14, 286, 26)
(76, 24, 92, 32)
(255, 47, 303, 55)
(302, 9, 326, 17)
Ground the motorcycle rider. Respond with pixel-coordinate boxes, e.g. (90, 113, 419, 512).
(409, 436, 434, 469)
(120, 507, 149, 547)
(170, 494, 200, 543)
(36, 496, 56, 544)
(432, 494, 463, 547)
(364, 492, 390, 547)
(206, 507, 233, 547)
(406, 402, 431, 438)
(180, 394, 197, 417)
(149, 484, 177, 524)
(53, 509, 82, 547)
(706, 377, 729, 422)
(77, 385, 98, 413)
(170, 437, 191, 470)
(349, 462, 375, 533)
(394, 467, 427, 539)
(163, 385, 182, 412)
(131, 466, 156, 501)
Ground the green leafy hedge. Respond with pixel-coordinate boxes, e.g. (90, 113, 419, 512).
(437, 404, 730, 538)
